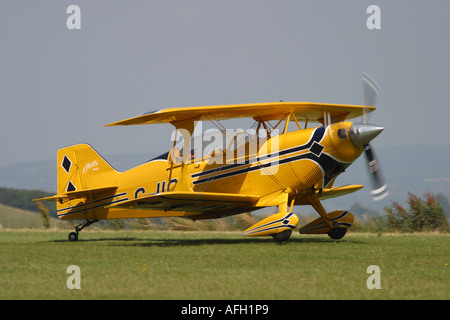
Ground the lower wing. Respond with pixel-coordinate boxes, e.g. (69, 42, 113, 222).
(295, 185, 363, 205)
(109, 191, 260, 218)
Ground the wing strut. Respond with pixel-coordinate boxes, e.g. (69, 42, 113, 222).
(169, 119, 197, 192)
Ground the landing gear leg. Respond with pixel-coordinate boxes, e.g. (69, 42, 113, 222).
(305, 193, 335, 230)
(68, 219, 99, 241)
(271, 197, 296, 243)
(305, 193, 348, 240)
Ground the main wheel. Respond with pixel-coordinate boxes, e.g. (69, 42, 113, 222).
(272, 230, 292, 243)
(68, 232, 79, 241)
(327, 228, 347, 240)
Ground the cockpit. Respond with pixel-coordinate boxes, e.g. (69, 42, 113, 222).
(168, 128, 267, 165)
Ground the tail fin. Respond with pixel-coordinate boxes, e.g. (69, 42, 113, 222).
(57, 143, 118, 194)
(32, 144, 120, 220)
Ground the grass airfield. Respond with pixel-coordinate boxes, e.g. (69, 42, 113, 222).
(0, 229, 449, 300)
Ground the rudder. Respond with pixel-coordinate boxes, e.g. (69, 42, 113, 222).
(57, 143, 118, 195)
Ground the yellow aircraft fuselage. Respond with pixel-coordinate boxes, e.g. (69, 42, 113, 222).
(55, 121, 361, 221)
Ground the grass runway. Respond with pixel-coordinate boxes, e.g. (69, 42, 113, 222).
(0, 229, 449, 300)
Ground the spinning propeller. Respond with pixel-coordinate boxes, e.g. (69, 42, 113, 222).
(349, 73, 389, 201)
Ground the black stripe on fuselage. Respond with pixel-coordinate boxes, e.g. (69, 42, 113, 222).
(191, 126, 326, 180)
(192, 147, 343, 186)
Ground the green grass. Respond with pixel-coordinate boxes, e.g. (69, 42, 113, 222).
(0, 229, 449, 299)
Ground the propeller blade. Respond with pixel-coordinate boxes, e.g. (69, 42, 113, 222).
(360, 73, 387, 200)
(364, 143, 388, 201)
(362, 72, 380, 123)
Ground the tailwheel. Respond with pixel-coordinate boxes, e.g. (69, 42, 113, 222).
(68, 232, 78, 241)
(68, 219, 98, 241)
(327, 227, 347, 240)
(272, 230, 292, 243)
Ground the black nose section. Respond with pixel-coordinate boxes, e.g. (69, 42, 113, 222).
(349, 123, 384, 147)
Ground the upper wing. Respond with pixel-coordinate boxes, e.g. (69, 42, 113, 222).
(108, 191, 260, 218)
(104, 102, 374, 127)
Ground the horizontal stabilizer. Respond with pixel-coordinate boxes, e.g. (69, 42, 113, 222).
(33, 186, 118, 202)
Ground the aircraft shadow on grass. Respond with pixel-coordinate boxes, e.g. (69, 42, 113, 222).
(48, 236, 365, 247)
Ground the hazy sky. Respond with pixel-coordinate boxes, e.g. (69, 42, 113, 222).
(1, 1, 450, 167)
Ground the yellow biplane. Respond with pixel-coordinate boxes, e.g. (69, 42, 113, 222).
(35, 77, 387, 242)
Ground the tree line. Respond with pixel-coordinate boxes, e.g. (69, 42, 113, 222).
(0, 187, 57, 218)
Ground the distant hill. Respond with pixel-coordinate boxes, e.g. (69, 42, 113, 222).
(1, 144, 449, 215)
(0, 187, 57, 218)
(0, 203, 62, 229)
